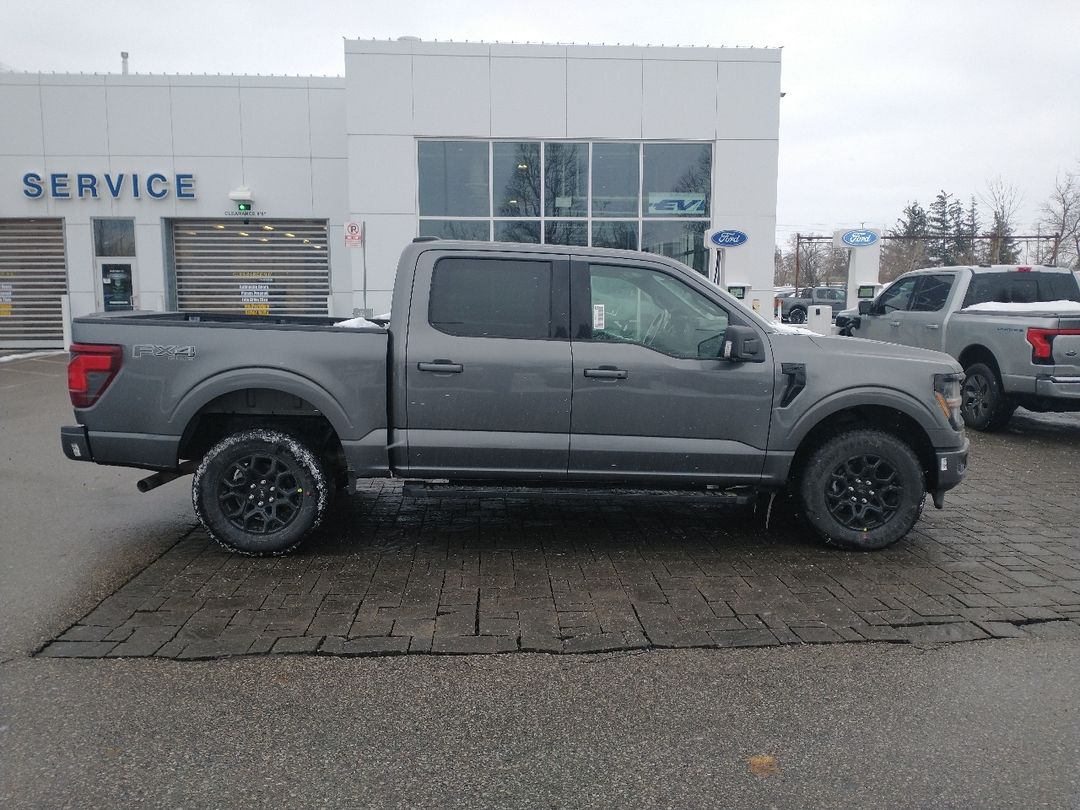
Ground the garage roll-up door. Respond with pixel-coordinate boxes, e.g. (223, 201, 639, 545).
(0, 218, 68, 349)
(172, 220, 330, 316)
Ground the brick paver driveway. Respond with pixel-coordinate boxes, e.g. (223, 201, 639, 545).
(41, 413, 1080, 659)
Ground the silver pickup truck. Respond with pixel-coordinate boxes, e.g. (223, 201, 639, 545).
(61, 240, 969, 555)
(847, 265, 1080, 430)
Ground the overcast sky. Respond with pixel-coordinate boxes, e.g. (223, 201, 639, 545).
(2, 0, 1077, 244)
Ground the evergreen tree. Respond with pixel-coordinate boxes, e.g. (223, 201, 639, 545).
(880, 201, 929, 280)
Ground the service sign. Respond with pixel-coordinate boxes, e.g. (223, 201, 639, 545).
(705, 229, 749, 248)
(839, 229, 879, 248)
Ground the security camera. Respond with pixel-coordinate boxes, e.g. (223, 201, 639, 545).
(228, 187, 253, 202)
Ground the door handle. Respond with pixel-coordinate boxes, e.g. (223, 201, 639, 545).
(890, 321, 901, 327)
(925, 324, 940, 330)
(417, 360, 463, 373)
(584, 367, 628, 380)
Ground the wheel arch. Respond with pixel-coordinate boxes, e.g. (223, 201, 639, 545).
(957, 344, 1002, 379)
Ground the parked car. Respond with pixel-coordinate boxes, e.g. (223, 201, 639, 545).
(780, 286, 848, 323)
(62, 240, 968, 555)
(846, 265, 1080, 430)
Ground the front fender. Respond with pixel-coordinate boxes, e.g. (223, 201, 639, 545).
(772, 385, 953, 452)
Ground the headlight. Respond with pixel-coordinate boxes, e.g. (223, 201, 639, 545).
(934, 373, 963, 430)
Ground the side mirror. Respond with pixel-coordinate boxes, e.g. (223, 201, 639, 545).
(721, 325, 766, 363)
(858, 300, 875, 315)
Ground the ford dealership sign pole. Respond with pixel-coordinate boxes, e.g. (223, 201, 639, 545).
(832, 227, 883, 314)
(704, 228, 749, 287)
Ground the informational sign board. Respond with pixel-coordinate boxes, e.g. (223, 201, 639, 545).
(345, 220, 364, 248)
(240, 281, 271, 316)
(0, 282, 12, 317)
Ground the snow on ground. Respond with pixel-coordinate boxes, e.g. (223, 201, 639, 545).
(332, 317, 385, 329)
(0, 350, 66, 364)
(963, 300, 1080, 314)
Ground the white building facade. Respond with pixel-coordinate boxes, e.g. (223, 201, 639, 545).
(0, 39, 781, 348)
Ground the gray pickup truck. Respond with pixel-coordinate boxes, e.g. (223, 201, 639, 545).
(779, 286, 848, 324)
(847, 265, 1080, 430)
(62, 240, 969, 555)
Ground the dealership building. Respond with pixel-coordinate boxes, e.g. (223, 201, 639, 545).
(0, 38, 781, 348)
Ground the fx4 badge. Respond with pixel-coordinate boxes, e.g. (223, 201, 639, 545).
(132, 344, 196, 359)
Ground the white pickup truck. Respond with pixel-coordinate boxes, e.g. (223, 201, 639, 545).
(847, 265, 1080, 430)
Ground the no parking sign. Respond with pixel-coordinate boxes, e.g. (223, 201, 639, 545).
(345, 221, 364, 248)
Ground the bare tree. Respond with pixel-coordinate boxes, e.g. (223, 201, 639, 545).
(1035, 167, 1080, 267)
(980, 177, 1023, 264)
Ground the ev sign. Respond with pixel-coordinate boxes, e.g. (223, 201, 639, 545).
(345, 221, 364, 248)
(705, 229, 749, 249)
(839, 229, 879, 247)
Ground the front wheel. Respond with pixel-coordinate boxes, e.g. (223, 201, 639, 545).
(797, 429, 925, 551)
(787, 307, 807, 324)
(961, 362, 1015, 431)
(192, 429, 330, 556)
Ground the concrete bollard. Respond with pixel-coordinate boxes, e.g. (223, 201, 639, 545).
(807, 304, 832, 335)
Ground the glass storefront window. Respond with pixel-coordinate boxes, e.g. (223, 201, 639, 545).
(495, 220, 541, 243)
(418, 140, 489, 217)
(93, 219, 136, 257)
(643, 143, 711, 218)
(591, 143, 639, 217)
(545, 221, 588, 246)
(419, 220, 490, 241)
(493, 142, 541, 217)
(592, 221, 638, 250)
(544, 142, 587, 217)
(642, 221, 709, 276)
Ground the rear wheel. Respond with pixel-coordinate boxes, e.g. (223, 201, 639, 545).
(788, 307, 807, 324)
(961, 362, 1015, 431)
(797, 429, 925, 551)
(192, 429, 329, 556)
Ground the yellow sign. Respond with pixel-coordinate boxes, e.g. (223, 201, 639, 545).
(243, 303, 270, 316)
(0, 304, 11, 317)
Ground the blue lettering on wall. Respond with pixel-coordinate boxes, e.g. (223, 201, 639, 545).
(105, 174, 125, 198)
(22, 173, 43, 198)
(146, 173, 168, 199)
(50, 173, 70, 198)
(22, 172, 196, 200)
(76, 173, 99, 199)
(175, 174, 195, 199)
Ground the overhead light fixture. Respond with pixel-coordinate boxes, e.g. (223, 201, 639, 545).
(517, 163, 528, 169)
(260, 238, 269, 242)
(262, 225, 274, 231)
(214, 224, 225, 230)
(285, 232, 295, 238)
(239, 231, 249, 236)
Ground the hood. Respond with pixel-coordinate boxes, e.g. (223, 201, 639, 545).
(768, 331, 962, 372)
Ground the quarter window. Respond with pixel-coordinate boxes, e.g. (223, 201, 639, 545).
(429, 258, 553, 340)
(586, 264, 728, 359)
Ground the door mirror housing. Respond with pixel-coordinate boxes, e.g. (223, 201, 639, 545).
(720, 325, 766, 363)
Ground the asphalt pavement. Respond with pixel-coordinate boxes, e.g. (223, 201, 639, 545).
(2, 354, 1079, 809)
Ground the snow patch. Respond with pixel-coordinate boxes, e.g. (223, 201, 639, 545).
(0, 350, 66, 364)
(332, 316, 385, 329)
(963, 300, 1080, 314)
(770, 322, 818, 336)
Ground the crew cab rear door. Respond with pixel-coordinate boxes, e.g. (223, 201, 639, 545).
(403, 249, 572, 479)
(567, 257, 773, 482)
(901, 272, 956, 350)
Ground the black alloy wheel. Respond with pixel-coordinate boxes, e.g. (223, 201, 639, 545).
(797, 428, 924, 550)
(193, 429, 329, 556)
(960, 362, 1015, 431)
(788, 307, 807, 324)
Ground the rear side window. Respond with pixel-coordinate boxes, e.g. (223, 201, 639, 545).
(429, 257, 553, 339)
(962, 272, 1080, 307)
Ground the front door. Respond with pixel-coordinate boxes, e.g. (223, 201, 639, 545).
(568, 259, 773, 482)
(857, 274, 918, 343)
(403, 250, 572, 479)
(99, 261, 134, 311)
(902, 273, 956, 350)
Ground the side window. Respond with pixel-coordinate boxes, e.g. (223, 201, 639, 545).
(878, 276, 918, 312)
(587, 264, 729, 359)
(910, 274, 954, 312)
(429, 257, 552, 339)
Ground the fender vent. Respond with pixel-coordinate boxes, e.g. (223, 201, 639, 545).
(780, 362, 807, 407)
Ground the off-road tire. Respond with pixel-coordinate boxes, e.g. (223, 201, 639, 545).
(192, 429, 329, 556)
(798, 429, 925, 551)
(787, 307, 807, 324)
(961, 362, 1015, 431)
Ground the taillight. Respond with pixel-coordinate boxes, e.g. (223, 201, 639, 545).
(1026, 327, 1080, 364)
(68, 343, 123, 408)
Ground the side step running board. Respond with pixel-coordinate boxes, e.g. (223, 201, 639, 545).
(402, 481, 757, 506)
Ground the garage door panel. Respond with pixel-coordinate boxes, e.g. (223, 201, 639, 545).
(171, 219, 330, 316)
(0, 218, 67, 348)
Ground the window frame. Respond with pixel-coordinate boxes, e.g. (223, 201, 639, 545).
(909, 273, 956, 313)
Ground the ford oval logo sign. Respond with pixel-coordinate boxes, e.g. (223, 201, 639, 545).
(709, 230, 748, 248)
(841, 229, 879, 247)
